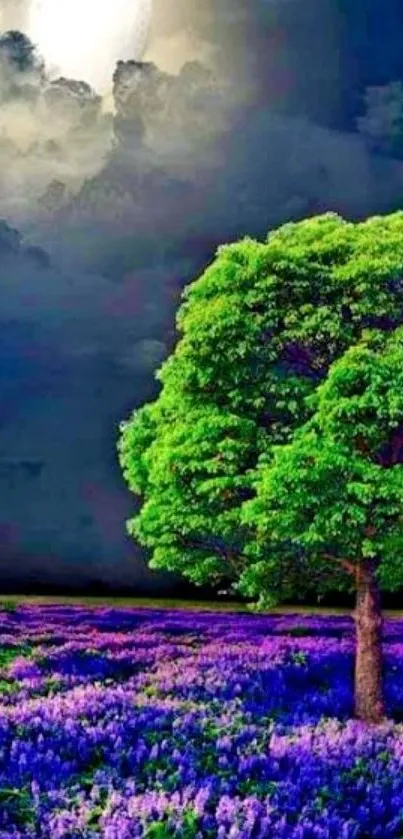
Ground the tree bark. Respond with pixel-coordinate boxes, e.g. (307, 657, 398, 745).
(354, 563, 386, 723)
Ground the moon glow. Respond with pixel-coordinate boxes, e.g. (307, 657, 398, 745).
(27, 0, 152, 91)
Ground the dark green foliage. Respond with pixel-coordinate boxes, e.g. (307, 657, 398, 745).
(119, 212, 403, 606)
(0, 679, 18, 695)
(1, 600, 17, 613)
(287, 627, 313, 637)
(144, 810, 199, 839)
(0, 788, 36, 829)
(0, 645, 32, 668)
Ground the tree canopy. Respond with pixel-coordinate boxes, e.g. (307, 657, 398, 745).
(118, 211, 403, 606)
(242, 327, 403, 606)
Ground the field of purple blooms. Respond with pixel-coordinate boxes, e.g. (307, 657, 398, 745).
(1, 605, 403, 839)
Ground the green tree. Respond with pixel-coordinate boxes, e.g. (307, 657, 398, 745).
(118, 211, 403, 722)
(242, 328, 403, 722)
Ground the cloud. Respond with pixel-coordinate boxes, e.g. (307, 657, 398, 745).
(0, 2, 254, 226)
(0, 30, 113, 222)
(0, 1, 29, 35)
(0, 216, 181, 592)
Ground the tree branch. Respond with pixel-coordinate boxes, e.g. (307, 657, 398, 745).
(173, 530, 244, 575)
(281, 342, 325, 381)
(376, 425, 403, 467)
(323, 553, 357, 577)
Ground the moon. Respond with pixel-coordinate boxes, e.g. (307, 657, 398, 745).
(26, 0, 152, 92)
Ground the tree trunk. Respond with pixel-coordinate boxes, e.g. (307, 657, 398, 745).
(354, 563, 386, 723)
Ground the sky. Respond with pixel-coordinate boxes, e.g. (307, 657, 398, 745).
(1, 0, 403, 594)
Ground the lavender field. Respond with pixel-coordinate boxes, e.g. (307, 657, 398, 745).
(1, 605, 403, 838)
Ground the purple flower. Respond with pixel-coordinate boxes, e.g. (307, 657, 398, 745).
(1, 605, 403, 837)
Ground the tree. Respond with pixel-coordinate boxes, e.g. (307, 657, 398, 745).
(242, 328, 403, 722)
(118, 211, 403, 723)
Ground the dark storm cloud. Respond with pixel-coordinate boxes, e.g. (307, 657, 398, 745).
(0, 216, 176, 592)
(147, 0, 256, 84)
(2, 1, 403, 592)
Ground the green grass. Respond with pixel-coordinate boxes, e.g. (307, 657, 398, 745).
(0, 593, 403, 618)
(0, 594, 250, 612)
